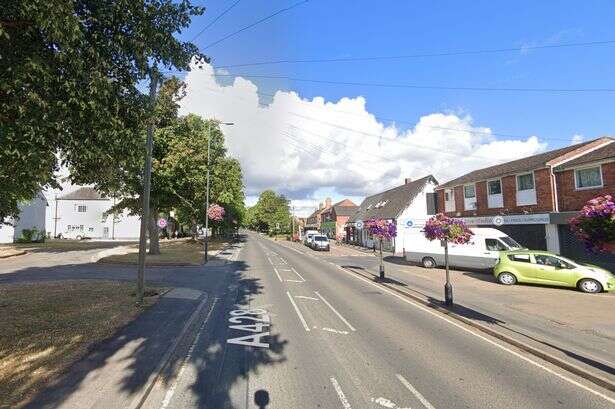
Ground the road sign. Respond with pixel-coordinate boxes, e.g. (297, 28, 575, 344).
(157, 218, 168, 229)
(404, 219, 414, 228)
(356, 220, 364, 229)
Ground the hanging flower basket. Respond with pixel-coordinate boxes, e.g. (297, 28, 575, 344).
(570, 195, 615, 253)
(207, 203, 225, 221)
(364, 219, 397, 240)
(423, 213, 473, 244)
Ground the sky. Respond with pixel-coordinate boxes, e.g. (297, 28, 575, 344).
(156, 1, 615, 216)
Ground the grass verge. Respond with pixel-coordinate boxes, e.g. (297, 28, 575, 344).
(0, 280, 163, 409)
(98, 238, 228, 265)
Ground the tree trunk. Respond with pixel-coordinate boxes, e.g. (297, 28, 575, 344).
(191, 217, 197, 241)
(148, 209, 160, 255)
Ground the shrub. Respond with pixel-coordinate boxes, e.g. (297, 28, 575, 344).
(569, 195, 615, 253)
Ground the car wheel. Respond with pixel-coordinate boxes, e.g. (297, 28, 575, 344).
(75, 235, 83, 240)
(578, 279, 602, 293)
(422, 257, 436, 269)
(497, 272, 517, 285)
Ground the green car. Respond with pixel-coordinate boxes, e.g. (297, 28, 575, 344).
(493, 250, 615, 293)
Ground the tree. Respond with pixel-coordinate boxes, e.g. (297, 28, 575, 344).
(250, 190, 291, 235)
(0, 1, 206, 220)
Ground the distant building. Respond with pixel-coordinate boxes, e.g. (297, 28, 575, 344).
(319, 199, 358, 239)
(348, 176, 438, 254)
(51, 187, 140, 240)
(0, 194, 48, 243)
(305, 197, 333, 231)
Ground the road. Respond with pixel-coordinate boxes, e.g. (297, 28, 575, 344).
(143, 232, 615, 409)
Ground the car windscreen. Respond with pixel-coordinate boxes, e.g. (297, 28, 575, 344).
(314, 236, 328, 241)
(500, 236, 523, 249)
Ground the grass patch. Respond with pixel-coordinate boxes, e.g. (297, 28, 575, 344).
(1, 239, 131, 252)
(98, 238, 228, 265)
(0, 280, 163, 409)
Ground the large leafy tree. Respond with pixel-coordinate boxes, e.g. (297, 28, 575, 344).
(250, 190, 291, 234)
(0, 0, 206, 220)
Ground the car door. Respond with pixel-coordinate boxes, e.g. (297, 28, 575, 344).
(507, 253, 535, 282)
(483, 238, 507, 268)
(532, 254, 574, 286)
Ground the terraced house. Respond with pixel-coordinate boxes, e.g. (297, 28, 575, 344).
(319, 199, 358, 239)
(435, 136, 615, 269)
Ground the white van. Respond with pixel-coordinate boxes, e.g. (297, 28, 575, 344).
(405, 227, 524, 269)
(304, 230, 319, 246)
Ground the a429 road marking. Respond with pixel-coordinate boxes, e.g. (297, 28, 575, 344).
(226, 308, 270, 348)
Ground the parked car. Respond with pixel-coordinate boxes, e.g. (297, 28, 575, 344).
(494, 250, 615, 293)
(304, 232, 318, 246)
(310, 235, 330, 251)
(405, 227, 524, 269)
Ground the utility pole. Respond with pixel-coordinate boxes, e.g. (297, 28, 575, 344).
(53, 195, 59, 238)
(136, 70, 158, 305)
(204, 120, 233, 263)
(291, 205, 295, 240)
(204, 120, 212, 263)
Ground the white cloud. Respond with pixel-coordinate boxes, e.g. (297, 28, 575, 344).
(179, 64, 547, 206)
(571, 134, 584, 144)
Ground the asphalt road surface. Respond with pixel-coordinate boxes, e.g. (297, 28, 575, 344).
(143, 232, 615, 409)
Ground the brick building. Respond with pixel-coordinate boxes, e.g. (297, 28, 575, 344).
(435, 136, 615, 269)
(304, 198, 332, 230)
(319, 199, 358, 239)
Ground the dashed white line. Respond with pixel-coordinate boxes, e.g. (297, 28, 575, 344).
(291, 267, 306, 282)
(322, 327, 349, 335)
(295, 295, 319, 300)
(396, 374, 435, 409)
(330, 377, 353, 409)
(315, 291, 356, 332)
(271, 267, 283, 282)
(286, 279, 304, 283)
(286, 291, 310, 332)
(337, 267, 615, 405)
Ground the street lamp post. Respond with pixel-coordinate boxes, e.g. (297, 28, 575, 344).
(204, 120, 234, 263)
(443, 240, 453, 305)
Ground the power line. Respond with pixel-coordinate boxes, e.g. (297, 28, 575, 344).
(201, 0, 309, 50)
(213, 39, 615, 69)
(191, 0, 243, 42)
(209, 73, 615, 93)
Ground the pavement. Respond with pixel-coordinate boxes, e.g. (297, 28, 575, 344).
(6, 234, 615, 408)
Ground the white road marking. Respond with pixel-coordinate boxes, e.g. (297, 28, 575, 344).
(272, 267, 283, 282)
(337, 268, 615, 405)
(330, 377, 353, 409)
(286, 279, 304, 283)
(286, 291, 310, 332)
(160, 298, 219, 409)
(315, 291, 356, 332)
(396, 374, 435, 409)
(291, 267, 306, 282)
(295, 295, 318, 300)
(322, 327, 349, 335)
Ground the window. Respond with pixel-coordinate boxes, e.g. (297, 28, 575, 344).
(488, 180, 502, 195)
(534, 254, 572, 269)
(77, 205, 87, 213)
(88, 227, 94, 232)
(508, 254, 531, 263)
(485, 239, 507, 251)
(500, 236, 523, 249)
(575, 166, 603, 189)
(463, 184, 476, 198)
(445, 192, 450, 201)
(516, 173, 534, 191)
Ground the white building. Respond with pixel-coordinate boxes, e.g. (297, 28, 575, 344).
(347, 176, 439, 255)
(50, 187, 140, 240)
(0, 194, 48, 243)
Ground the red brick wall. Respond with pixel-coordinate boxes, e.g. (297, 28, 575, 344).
(556, 162, 615, 211)
(436, 190, 446, 213)
(437, 168, 557, 217)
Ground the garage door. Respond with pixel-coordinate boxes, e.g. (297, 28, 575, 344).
(496, 224, 547, 250)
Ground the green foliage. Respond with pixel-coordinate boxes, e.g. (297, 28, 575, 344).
(246, 190, 291, 234)
(16, 227, 45, 243)
(0, 0, 206, 220)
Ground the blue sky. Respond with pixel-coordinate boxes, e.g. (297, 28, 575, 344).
(174, 1, 615, 214)
(181, 0, 615, 146)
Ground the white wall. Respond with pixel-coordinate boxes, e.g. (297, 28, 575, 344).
(0, 196, 47, 243)
(396, 181, 437, 254)
(53, 198, 140, 239)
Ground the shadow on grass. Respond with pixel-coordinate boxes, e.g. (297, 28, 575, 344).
(9, 233, 288, 409)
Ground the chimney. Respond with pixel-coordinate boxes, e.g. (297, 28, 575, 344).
(405, 177, 412, 184)
(325, 197, 332, 208)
